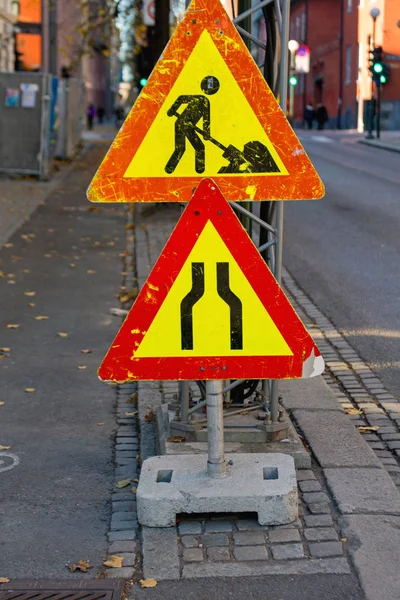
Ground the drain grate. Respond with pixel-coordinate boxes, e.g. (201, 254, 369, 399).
(0, 580, 124, 600)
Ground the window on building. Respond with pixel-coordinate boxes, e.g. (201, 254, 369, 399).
(347, 0, 352, 13)
(301, 12, 306, 42)
(345, 45, 352, 85)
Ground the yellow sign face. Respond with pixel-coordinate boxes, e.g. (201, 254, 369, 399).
(134, 221, 293, 358)
(124, 31, 287, 179)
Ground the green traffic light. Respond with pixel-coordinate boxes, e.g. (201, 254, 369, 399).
(289, 75, 298, 86)
(380, 74, 387, 84)
(373, 63, 383, 74)
(140, 78, 148, 87)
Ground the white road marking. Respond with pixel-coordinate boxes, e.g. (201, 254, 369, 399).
(310, 135, 334, 143)
(0, 452, 20, 473)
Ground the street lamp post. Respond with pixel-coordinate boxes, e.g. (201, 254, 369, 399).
(288, 39, 299, 122)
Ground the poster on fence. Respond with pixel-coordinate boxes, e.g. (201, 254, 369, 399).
(5, 88, 20, 107)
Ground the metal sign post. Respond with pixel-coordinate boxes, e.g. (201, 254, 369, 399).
(206, 380, 227, 478)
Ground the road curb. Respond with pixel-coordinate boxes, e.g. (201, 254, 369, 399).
(358, 139, 400, 154)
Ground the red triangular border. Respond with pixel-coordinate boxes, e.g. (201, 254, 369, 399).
(99, 179, 323, 381)
(88, 0, 324, 203)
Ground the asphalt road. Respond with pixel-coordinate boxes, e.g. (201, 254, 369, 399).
(284, 133, 400, 398)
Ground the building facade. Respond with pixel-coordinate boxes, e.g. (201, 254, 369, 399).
(290, 0, 400, 130)
(0, 0, 18, 71)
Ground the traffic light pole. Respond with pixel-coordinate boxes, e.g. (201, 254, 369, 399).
(376, 80, 381, 139)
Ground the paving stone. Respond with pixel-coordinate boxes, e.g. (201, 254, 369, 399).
(207, 547, 231, 561)
(375, 427, 397, 434)
(204, 520, 233, 533)
(236, 519, 263, 531)
(181, 535, 199, 548)
(108, 530, 136, 542)
(293, 409, 381, 468)
(302, 492, 330, 504)
(183, 548, 204, 562)
(369, 442, 386, 450)
(325, 467, 400, 515)
(178, 521, 202, 535)
(296, 470, 316, 482)
(233, 532, 266, 546)
(309, 541, 343, 558)
(308, 503, 331, 514)
(304, 528, 338, 542)
(304, 514, 333, 528)
(269, 529, 301, 544)
(233, 546, 269, 561)
(105, 567, 135, 579)
(385, 465, 400, 473)
(111, 520, 137, 531)
(375, 450, 394, 458)
(298, 480, 323, 493)
(387, 441, 400, 450)
(201, 534, 230, 547)
(115, 444, 139, 451)
(108, 541, 137, 553)
(111, 501, 136, 512)
(112, 512, 136, 522)
(380, 458, 397, 465)
(271, 543, 304, 560)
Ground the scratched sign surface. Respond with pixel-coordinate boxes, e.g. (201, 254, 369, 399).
(87, 0, 324, 203)
(99, 179, 325, 381)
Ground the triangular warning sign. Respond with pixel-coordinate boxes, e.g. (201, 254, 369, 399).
(99, 179, 324, 381)
(87, 0, 324, 204)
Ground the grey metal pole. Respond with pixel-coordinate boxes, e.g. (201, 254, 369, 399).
(270, 0, 290, 423)
(179, 381, 190, 424)
(206, 380, 226, 478)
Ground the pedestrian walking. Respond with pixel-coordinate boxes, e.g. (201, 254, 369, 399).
(315, 102, 328, 130)
(97, 106, 105, 124)
(303, 102, 315, 130)
(87, 104, 95, 130)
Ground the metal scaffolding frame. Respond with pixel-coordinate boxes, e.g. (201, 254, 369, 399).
(174, 0, 292, 445)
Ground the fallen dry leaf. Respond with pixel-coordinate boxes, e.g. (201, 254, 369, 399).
(6, 324, 20, 329)
(87, 270, 96, 274)
(341, 537, 348, 542)
(21, 269, 30, 274)
(58, 332, 69, 338)
(67, 560, 92, 573)
(97, 423, 104, 426)
(239, 410, 249, 415)
(0, 578, 10, 583)
(24, 291, 36, 297)
(0, 348, 10, 352)
(78, 365, 87, 370)
(140, 578, 157, 589)
(8, 280, 15, 285)
(125, 411, 138, 417)
(25, 388, 35, 393)
(103, 555, 124, 569)
(69, 263, 76, 268)
(3, 243, 14, 248)
(0, 402, 5, 406)
(125, 223, 135, 230)
(345, 408, 362, 415)
(117, 287, 138, 303)
(167, 436, 186, 443)
(127, 392, 138, 404)
(0, 446, 11, 451)
(28, 303, 36, 308)
(357, 426, 379, 433)
(35, 316, 49, 321)
(144, 410, 155, 423)
(81, 349, 92, 354)
(116, 479, 131, 489)
(0, 271, 4, 277)
(131, 487, 137, 494)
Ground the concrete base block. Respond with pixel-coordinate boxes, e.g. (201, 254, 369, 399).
(137, 453, 298, 528)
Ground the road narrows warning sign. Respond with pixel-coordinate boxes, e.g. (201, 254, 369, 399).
(87, 0, 324, 203)
(99, 179, 324, 381)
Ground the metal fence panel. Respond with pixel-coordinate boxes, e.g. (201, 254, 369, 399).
(0, 72, 49, 176)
